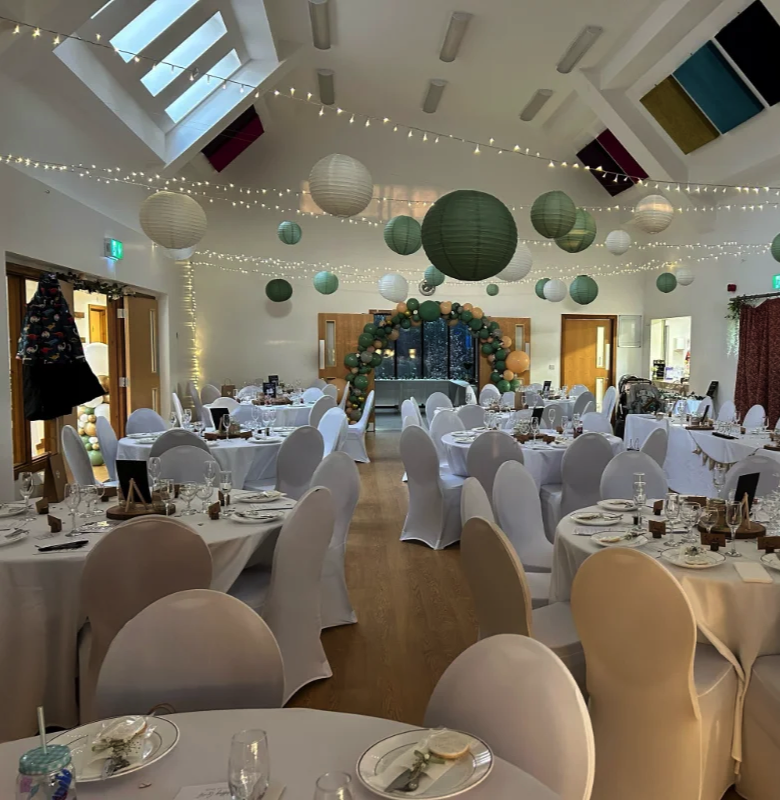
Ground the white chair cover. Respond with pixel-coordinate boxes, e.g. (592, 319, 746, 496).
(274, 425, 324, 500)
(429, 409, 462, 467)
(344, 390, 375, 463)
(425, 391, 453, 423)
(743, 404, 766, 428)
(500, 391, 516, 406)
(187, 380, 206, 423)
(569, 384, 588, 397)
(571, 548, 737, 800)
(171, 392, 185, 426)
(525, 392, 543, 407)
(401, 414, 422, 431)
(338, 386, 348, 410)
(400, 425, 463, 550)
(465, 384, 478, 404)
(125, 408, 168, 435)
(309, 394, 336, 429)
(740, 654, 780, 800)
(572, 392, 594, 417)
(322, 384, 338, 400)
(303, 387, 324, 403)
(493, 461, 554, 572)
(62, 424, 97, 486)
(723, 454, 780, 500)
(94, 589, 283, 718)
(527, 383, 542, 392)
(149, 428, 210, 458)
(581, 411, 612, 434)
(718, 399, 736, 421)
(425, 635, 595, 800)
(602, 385, 617, 419)
(212, 396, 240, 412)
(479, 384, 501, 405)
(408, 396, 424, 427)
(200, 384, 221, 405)
(95, 417, 118, 482)
(310, 452, 360, 628)
(310, 378, 328, 389)
(600, 450, 668, 501)
(582, 402, 595, 414)
(466, 431, 524, 500)
(640, 427, 668, 468)
(236, 385, 261, 401)
(158, 445, 218, 484)
(401, 399, 419, 426)
(318, 408, 349, 456)
(460, 477, 495, 524)
(697, 396, 714, 419)
(456, 404, 486, 430)
(541, 403, 564, 430)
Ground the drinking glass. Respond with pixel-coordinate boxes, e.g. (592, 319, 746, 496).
(680, 501, 701, 544)
(222, 414, 232, 436)
(228, 730, 269, 800)
(220, 471, 233, 514)
(148, 457, 162, 486)
(64, 483, 81, 533)
(313, 772, 353, 800)
(561, 416, 569, 437)
(664, 492, 680, 546)
(81, 484, 98, 517)
(725, 502, 743, 557)
(530, 418, 539, 442)
(251, 405, 260, 427)
(93, 483, 105, 507)
(18, 471, 34, 518)
(700, 507, 719, 542)
(196, 482, 213, 513)
(157, 479, 174, 516)
(712, 464, 726, 498)
(192, 421, 205, 438)
(182, 409, 192, 428)
(169, 411, 178, 428)
(179, 482, 198, 515)
(203, 459, 219, 486)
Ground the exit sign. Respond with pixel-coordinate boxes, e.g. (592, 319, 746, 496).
(104, 238, 124, 260)
(774, 274, 780, 290)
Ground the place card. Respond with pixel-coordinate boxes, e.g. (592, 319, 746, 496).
(47, 515, 62, 533)
(701, 531, 726, 551)
(174, 782, 285, 800)
(101, 486, 118, 501)
(207, 502, 220, 520)
(757, 535, 780, 554)
(648, 519, 666, 538)
(685, 495, 707, 507)
(35, 498, 49, 515)
(652, 500, 664, 515)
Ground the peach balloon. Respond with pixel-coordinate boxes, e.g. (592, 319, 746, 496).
(374, 339, 383, 349)
(411, 319, 421, 327)
(503, 370, 515, 381)
(388, 329, 400, 340)
(396, 302, 407, 314)
(472, 307, 484, 319)
(462, 303, 473, 311)
(506, 350, 530, 373)
(440, 301, 453, 316)
(447, 318, 459, 327)
(487, 354, 496, 363)
(501, 335, 512, 349)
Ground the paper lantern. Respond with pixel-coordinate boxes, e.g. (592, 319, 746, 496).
(506, 350, 529, 373)
(162, 246, 196, 261)
(675, 267, 694, 286)
(656, 272, 677, 293)
(569, 275, 599, 305)
(308, 154, 373, 217)
(605, 230, 631, 256)
(384, 216, 422, 255)
(278, 221, 302, 245)
(530, 191, 577, 239)
(535, 278, 550, 299)
(421, 190, 518, 281)
(139, 191, 207, 249)
(266, 279, 293, 302)
(543, 278, 567, 302)
(772, 234, 780, 263)
(555, 208, 597, 253)
(497, 243, 532, 282)
(424, 265, 446, 287)
(486, 284, 499, 296)
(634, 195, 674, 234)
(313, 271, 339, 294)
(378, 274, 408, 303)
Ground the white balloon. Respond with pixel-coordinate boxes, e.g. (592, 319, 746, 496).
(378, 273, 409, 303)
(497, 243, 533, 282)
(605, 230, 631, 256)
(308, 154, 374, 217)
(139, 191, 207, 249)
(543, 278, 567, 302)
(675, 267, 694, 286)
(633, 194, 674, 234)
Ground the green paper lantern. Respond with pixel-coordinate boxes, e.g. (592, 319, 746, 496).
(530, 191, 577, 239)
(468, 317, 483, 331)
(656, 272, 677, 293)
(481, 343, 494, 355)
(460, 310, 473, 323)
(354, 375, 369, 390)
(421, 190, 518, 281)
(277, 220, 302, 245)
(313, 271, 339, 294)
(344, 353, 359, 368)
(358, 333, 374, 349)
(497, 379, 511, 393)
(363, 323, 377, 335)
(535, 279, 550, 299)
(384, 215, 422, 255)
(486, 284, 499, 296)
(569, 275, 599, 305)
(555, 208, 597, 254)
(419, 300, 441, 322)
(424, 265, 446, 287)
(771, 234, 780, 263)
(265, 278, 292, 302)
(406, 298, 420, 312)
(490, 371, 502, 384)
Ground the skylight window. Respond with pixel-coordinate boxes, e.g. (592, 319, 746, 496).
(141, 12, 228, 97)
(110, 0, 201, 63)
(91, 0, 119, 19)
(165, 49, 241, 123)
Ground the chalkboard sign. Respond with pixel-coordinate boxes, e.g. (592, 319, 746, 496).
(706, 380, 719, 398)
(735, 472, 760, 510)
(652, 359, 666, 379)
(532, 406, 544, 421)
(262, 382, 277, 398)
(116, 460, 153, 504)
(210, 407, 230, 429)
(542, 380, 552, 392)
(268, 375, 279, 385)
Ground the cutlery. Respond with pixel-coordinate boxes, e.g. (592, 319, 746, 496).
(36, 540, 89, 552)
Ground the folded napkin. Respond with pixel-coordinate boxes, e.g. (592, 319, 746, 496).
(734, 562, 774, 583)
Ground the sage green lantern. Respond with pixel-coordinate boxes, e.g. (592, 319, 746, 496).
(313, 271, 339, 294)
(555, 208, 597, 253)
(569, 275, 599, 305)
(530, 190, 577, 239)
(656, 272, 677, 293)
(486, 284, 499, 296)
(535, 278, 550, 299)
(772, 234, 780, 263)
(424, 265, 446, 286)
(384, 215, 422, 255)
(277, 221, 302, 245)
(265, 278, 293, 302)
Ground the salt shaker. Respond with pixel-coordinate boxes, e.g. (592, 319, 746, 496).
(17, 744, 77, 800)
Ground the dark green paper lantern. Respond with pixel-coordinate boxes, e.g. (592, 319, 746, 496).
(569, 274, 599, 305)
(419, 300, 441, 322)
(265, 278, 292, 302)
(555, 208, 597, 254)
(486, 284, 499, 296)
(535, 279, 550, 299)
(772, 234, 780, 263)
(277, 220, 302, 245)
(407, 298, 420, 312)
(421, 190, 518, 281)
(656, 272, 677, 293)
(384, 215, 422, 255)
(424, 265, 446, 287)
(530, 191, 577, 239)
(313, 271, 339, 294)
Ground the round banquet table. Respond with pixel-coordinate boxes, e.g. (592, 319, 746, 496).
(206, 402, 314, 429)
(0, 709, 560, 799)
(0, 494, 288, 743)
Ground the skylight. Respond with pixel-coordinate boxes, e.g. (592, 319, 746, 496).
(165, 49, 241, 123)
(110, 0, 201, 63)
(141, 12, 228, 97)
(91, 0, 119, 19)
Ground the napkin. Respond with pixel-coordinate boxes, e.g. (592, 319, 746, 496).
(734, 562, 774, 583)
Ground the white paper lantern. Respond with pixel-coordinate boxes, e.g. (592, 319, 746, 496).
(139, 191, 207, 249)
(633, 195, 674, 234)
(378, 273, 409, 303)
(543, 278, 567, 302)
(675, 267, 695, 286)
(162, 246, 196, 261)
(497, 243, 533, 282)
(605, 229, 631, 255)
(308, 154, 374, 217)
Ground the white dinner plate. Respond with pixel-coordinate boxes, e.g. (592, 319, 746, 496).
(0, 528, 27, 546)
(0, 504, 26, 518)
(760, 553, 780, 573)
(662, 547, 727, 569)
(49, 716, 179, 783)
(251, 437, 284, 444)
(550, 442, 569, 449)
(126, 432, 162, 440)
(238, 491, 286, 504)
(591, 531, 648, 548)
(230, 510, 285, 524)
(569, 512, 622, 527)
(598, 499, 637, 512)
(357, 729, 493, 799)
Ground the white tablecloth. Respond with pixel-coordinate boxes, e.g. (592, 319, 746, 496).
(118, 437, 281, 490)
(0, 495, 288, 742)
(0, 709, 558, 799)
(206, 402, 313, 428)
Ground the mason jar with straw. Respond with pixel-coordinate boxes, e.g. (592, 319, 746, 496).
(16, 707, 77, 799)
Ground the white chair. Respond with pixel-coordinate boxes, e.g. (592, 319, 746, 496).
(149, 428, 210, 458)
(743, 404, 766, 429)
(62, 425, 101, 486)
(581, 411, 612, 434)
(460, 477, 495, 524)
(460, 517, 585, 691)
(500, 391, 516, 406)
(600, 450, 668, 501)
(740, 654, 780, 800)
(318, 407, 348, 456)
(525, 392, 543, 407)
(479, 384, 501, 405)
(583, 401, 596, 414)
(187, 380, 206, 423)
(95, 417, 118, 483)
(229, 487, 335, 702)
(429, 409, 462, 468)
(401, 398, 419, 427)
(569, 384, 588, 397)
(200, 384, 221, 405)
(425, 635, 594, 800)
(401, 414, 422, 431)
(310, 453, 360, 628)
(272, 426, 324, 500)
(171, 392, 185, 426)
(696, 396, 714, 419)
(158, 445, 218, 484)
(425, 391, 453, 424)
(322, 384, 338, 400)
(400, 425, 464, 550)
(125, 408, 168, 435)
(527, 383, 542, 392)
(80, 516, 212, 719)
(602, 385, 617, 419)
(456, 404, 486, 430)
(572, 548, 738, 800)
(94, 589, 283, 718)
(466, 431, 524, 500)
(338, 387, 348, 410)
(310, 378, 328, 389)
(344, 390, 375, 463)
(236, 385, 261, 401)
(541, 403, 564, 430)
(640, 427, 668, 468)
(717, 399, 736, 421)
(572, 392, 594, 417)
(309, 394, 336, 429)
(723, 454, 780, 499)
(465, 384, 478, 404)
(211, 396, 240, 412)
(303, 387, 324, 403)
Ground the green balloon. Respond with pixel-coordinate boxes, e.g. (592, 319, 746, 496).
(478, 328, 491, 340)
(510, 379, 521, 391)
(497, 380, 511, 393)
(468, 317, 484, 331)
(535, 278, 550, 299)
(481, 343, 494, 355)
(449, 311, 459, 320)
(488, 321, 500, 331)
(495, 360, 506, 372)
(424, 265, 446, 286)
(344, 353, 359, 368)
(354, 375, 369, 390)
(495, 348, 508, 360)
(265, 278, 293, 302)
(486, 284, 499, 296)
(452, 303, 461, 312)
(363, 323, 377, 335)
(346, 372, 355, 383)
(492, 340, 503, 352)
(88, 449, 104, 467)
(370, 353, 383, 367)
(359, 365, 372, 374)
(407, 297, 420, 312)
(400, 318, 412, 329)
(374, 326, 387, 338)
(358, 333, 374, 349)
(313, 271, 338, 294)
(391, 314, 402, 325)
(490, 371, 502, 384)
(460, 310, 473, 323)
(419, 300, 441, 322)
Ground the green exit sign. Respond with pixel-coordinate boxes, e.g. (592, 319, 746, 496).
(104, 238, 124, 260)
(774, 274, 780, 290)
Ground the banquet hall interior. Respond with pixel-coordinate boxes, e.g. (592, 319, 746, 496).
(3, 0, 780, 798)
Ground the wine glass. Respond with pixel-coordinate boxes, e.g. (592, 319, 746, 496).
(182, 408, 192, 428)
(64, 483, 81, 533)
(560, 416, 569, 437)
(148, 457, 162, 486)
(222, 414, 231, 436)
(81, 484, 98, 518)
(228, 730, 269, 800)
(203, 459, 219, 486)
(530, 417, 540, 442)
(157, 478, 174, 516)
(313, 772, 353, 800)
(251, 404, 260, 428)
(192, 420, 205, 438)
(664, 492, 680, 547)
(712, 464, 726, 498)
(93, 483, 105, 507)
(169, 411, 178, 428)
(700, 506, 719, 545)
(220, 470, 234, 514)
(196, 482, 213, 513)
(725, 502, 743, 557)
(680, 501, 701, 544)
(179, 482, 198, 515)
(18, 471, 34, 518)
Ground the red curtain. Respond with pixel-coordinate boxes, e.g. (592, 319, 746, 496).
(734, 299, 780, 425)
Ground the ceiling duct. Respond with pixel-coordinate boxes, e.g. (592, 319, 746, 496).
(317, 68, 335, 105)
(439, 12, 472, 62)
(519, 89, 553, 121)
(422, 79, 447, 113)
(309, 0, 331, 50)
(556, 25, 603, 73)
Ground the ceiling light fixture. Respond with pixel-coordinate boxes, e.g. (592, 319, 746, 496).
(309, 0, 331, 50)
(439, 12, 472, 62)
(556, 26, 603, 73)
(519, 89, 553, 121)
(317, 68, 335, 105)
(422, 79, 447, 113)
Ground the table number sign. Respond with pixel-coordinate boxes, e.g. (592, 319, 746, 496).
(757, 536, 780, 554)
(648, 519, 666, 538)
(701, 531, 726, 551)
(174, 785, 230, 800)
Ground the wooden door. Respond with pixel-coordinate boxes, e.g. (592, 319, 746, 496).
(479, 316, 531, 388)
(124, 296, 160, 414)
(317, 312, 374, 383)
(88, 306, 107, 343)
(561, 315, 616, 409)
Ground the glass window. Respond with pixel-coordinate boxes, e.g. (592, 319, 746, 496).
(165, 49, 241, 122)
(111, 0, 202, 62)
(423, 318, 447, 379)
(396, 326, 421, 378)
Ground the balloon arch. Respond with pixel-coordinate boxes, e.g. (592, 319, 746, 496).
(339, 298, 530, 421)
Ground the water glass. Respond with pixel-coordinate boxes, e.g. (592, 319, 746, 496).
(182, 408, 192, 428)
(680, 501, 701, 544)
(18, 472, 34, 518)
(222, 414, 232, 435)
(203, 459, 219, 486)
(220, 470, 233, 509)
(148, 457, 162, 485)
(179, 482, 198, 515)
(81, 484, 98, 517)
(700, 507, 719, 542)
(64, 483, 81, 533)
(228, 730, 269, 800)
(169, 411, 178, 428)
(712, 464, 726, 497)
(725, 502, 743, 557)
(157, 479, 174, 516)
(313, 772, 353, 800)
(196, 482, 213, 512)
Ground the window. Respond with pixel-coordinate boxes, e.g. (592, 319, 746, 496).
(165, 49, 241, 122)
(110, 0, 201, 62)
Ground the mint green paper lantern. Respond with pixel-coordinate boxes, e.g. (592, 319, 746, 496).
(535, 278, 550, 299)
(555, 208, 597, 253)
(530, 191, 577, 239)
(278, 221, 302, 245)
(486, 284, 499, 296)
(569, 275, 599, 305)
(384, 215, 422, 255)
(772, 234, 780, 263)
(313, 271, 339, 294)
(656, 272, 677, 293)
(266, 278, 293, 302)
(424, 265, 446, 287)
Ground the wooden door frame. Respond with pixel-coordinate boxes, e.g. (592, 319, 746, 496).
(88, 304, 108, 344)
(560, 314, 618, 389)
